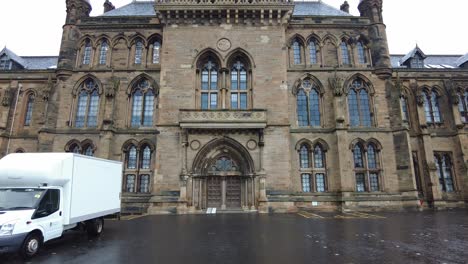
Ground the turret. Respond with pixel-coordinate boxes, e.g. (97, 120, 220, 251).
(358, 0, 392, 79)
(104, 0, 115, 13)
(57, 0, 92, 77)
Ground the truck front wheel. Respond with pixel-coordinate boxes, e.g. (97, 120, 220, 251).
(86, 218, 104, 237)
(20, 232, 42, 259)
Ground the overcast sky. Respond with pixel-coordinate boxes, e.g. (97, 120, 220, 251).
(0, 0, 466, 56)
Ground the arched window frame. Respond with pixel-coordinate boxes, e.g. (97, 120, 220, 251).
(352, 142, 382, 192)
(229, 58, 250, 110)
(130, 78, 156, 127)
(296, 78, 322, 127)
(82, 39, 92, 65)
(422, 88, 442, 124)
(298, 142, 328, 193)
(23, 92, 35, 127)
(434, 152, 455, 193)
(74, 79, 100, 128)
(199, 58, 219, 110)
(99, 39, 109, 65)
(340, 40, 351, 65)
(308, 39, 319, 65)
(152, 40, 161, 64)
(347, 78, 374, 127)
(134, 39, 144, 65)
(65, 140, 95, 156)
(400, 95, 410, 124)
(122, 142, 154, 193)
(457, 88, 468, 123)
(292, 38, 303, 65)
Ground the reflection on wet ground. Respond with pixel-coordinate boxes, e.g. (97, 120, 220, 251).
(2, 210, 468, 264)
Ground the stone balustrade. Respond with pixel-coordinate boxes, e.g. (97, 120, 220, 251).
(179, 109, 267, 129)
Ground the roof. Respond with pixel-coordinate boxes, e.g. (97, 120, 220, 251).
(399, 45, 427, 65)
(99, 0, 352, 17)
(0, 47, 57, 70)
(391, 54, 462, 69)
(455, 53, 468, 67)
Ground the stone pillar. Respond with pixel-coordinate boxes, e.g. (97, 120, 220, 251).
(221, 177, 226, 209)
(179, 130, 189, 202)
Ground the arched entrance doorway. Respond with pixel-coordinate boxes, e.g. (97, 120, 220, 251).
(191, 137, 256, 210)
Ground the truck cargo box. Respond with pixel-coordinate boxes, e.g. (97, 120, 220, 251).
(0, 153, 122, 225)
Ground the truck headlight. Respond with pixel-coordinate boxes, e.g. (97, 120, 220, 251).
(0, 221, 17, 236)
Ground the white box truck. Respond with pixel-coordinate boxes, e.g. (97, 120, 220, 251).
(0, 153, 122, 258)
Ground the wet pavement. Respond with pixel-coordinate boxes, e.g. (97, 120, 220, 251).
(2, 210, 468, 264)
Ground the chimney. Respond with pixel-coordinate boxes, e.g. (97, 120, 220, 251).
(340, 1, 350, 13)
(104, 0, 115, 13)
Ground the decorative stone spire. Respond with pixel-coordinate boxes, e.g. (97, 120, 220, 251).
(340, 1, 350, 13)
(104, 0, 115, 13)
(65, 0, 92, 24)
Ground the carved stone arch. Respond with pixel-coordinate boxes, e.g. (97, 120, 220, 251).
(65, 139, 82, 152)
(81, 139, 96, 151)
(400, 85, 413, 98)
(95, 35, 111, 47)
(111, 34, 129, 48)
(306, 33, 322, 46)
(14, 148, 25, 153)
(419, 85, 432, 94)
(148, 34, 163, 45)
(366, 138, 383, 150)
(77, 35, 95, 49)
(295, 138, 313, 151)
(72, 74, 103, 96)
(292, 73, 325, 95)
(339, 34, 351, 43)
(432, 85, 446, 98)
(126, 73, 159, 96)
(225, 48, 256, 69)
(287, 34, 306, 47)
(344, 73, 375, 95)
(349, 138, 366, 150)
(322, 34, 338, 47)
(22, 88, 38, 98)
(138, 139, 156, 152)
(191, 137, 255, 175)
(129, 34, 147, 47)
(122, 139, 139, 152)
(193, 48, 223, 69)
(311, 138, 330, 151)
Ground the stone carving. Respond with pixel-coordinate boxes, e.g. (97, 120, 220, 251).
(328, 71, 344, 96)
(217, 38, 231, 52)
(42, 75, 54, 101)
(180, 110, 266, 123)
(106, 76, 120, 98)
(246, 139, 257, 150)
(416, 95, 425, 106)
(190, 140, 201, 151)
(2, 88, 11, 106)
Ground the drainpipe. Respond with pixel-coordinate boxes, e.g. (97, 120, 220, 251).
(6, 82, 22, 155)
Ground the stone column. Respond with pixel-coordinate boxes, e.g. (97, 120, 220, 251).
(221, 177, 227, 209)
(179, 130, 189, 202)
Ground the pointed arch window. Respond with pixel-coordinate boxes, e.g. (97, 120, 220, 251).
(457, 89, 468, 123)
(348, 79, 373, 127)
(309, 39, 318, 65)
(24, 93, 35, 126)
(152, 41, 161, 64)
(357, 42, 367, 64)
(70, 144, 81, 154)
(230, 60, 249, 109)
(340, 41, 350, 65)
(296, 79, 321, 127)
(434, 153, 455, 192)
(75, 79, 100, 128)
(131, 79, 155, 127)
(123, 143, 154, 193)
(353, 142, 382, 192)
(292, 39, 302, 65)
(134, 39, 143, 64)
(422, 89, 442, 124)
(99, 40, 109, 65)
(65, 141, 95, 156)
(200, 59, 218, 110)
(400, 96, 410, 123)
(82, 40, 92, 65)
(299, 142, 327, 193)
(83, 145, 94, 156)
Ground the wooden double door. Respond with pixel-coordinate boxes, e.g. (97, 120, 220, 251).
(206, 176, 242, 209)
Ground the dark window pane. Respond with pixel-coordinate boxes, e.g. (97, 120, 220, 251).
(357, 42, 366, 64)
(125, 175, 136, 192)
(316, 173, 326, 192)
(401, 97, 409, 122)
(71, 145, 80, 154)
(431, 91, 441, 123)
(141, 146, 151, 169)
(309, 89, 320, 127)
(240, 93, 247, 110)
(442, 155, 454, 192)
(353, 145, 364, 168)
(300, 145, 310, 168)
(231, 69, 238, 90)
(143, 92, 154, 126)
(369, 173, 379, 192)
(83, 41, 92, 65)
(301, 174, 311, 192)
(87, 90, 99, 127)
(84, 146, 94, 156)
(131, 90, 143, 127)
(153, 41, 161, 64)
(99, 40, 108, 65)
(24, 94, 34, 126)
(128, 146, 137, 169)
(75, 90, 88, 128)
(293, 40, 302, 64)
(231, 94, 238, 109)
(309, 41, 317, 64)
(314, 145, 324, 168)
(341, 42, 350, 64)
(201, 93, 209, 110)
(349, 89, 360, 127)
(367, 145, 378, 169)
(297, 89, 308, 126)
(210, 70, 217, 90)
(359, 89, 372, 126)
(210, 93, 217, 109)
(423, 92, 433, 123)
(240, 70, 247, 90)
(135, 40, 143, 64)
(139, 175, 150, 193)
(356, 173, 365, 192)
(201, 71, 209, 90)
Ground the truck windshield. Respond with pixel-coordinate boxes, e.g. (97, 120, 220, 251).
(0, 188, 45, 210)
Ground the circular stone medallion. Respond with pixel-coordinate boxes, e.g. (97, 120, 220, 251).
(246, 140, 258, 150)
(190, 140, 201, 151)
(217, 38, 232, 52)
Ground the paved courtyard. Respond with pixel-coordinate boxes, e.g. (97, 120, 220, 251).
(2, 210, 468, 264)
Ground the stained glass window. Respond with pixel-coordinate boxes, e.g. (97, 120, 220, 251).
(24, 94, 34, 126)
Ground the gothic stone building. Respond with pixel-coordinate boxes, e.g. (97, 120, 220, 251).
(0, 0, 467, 214)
